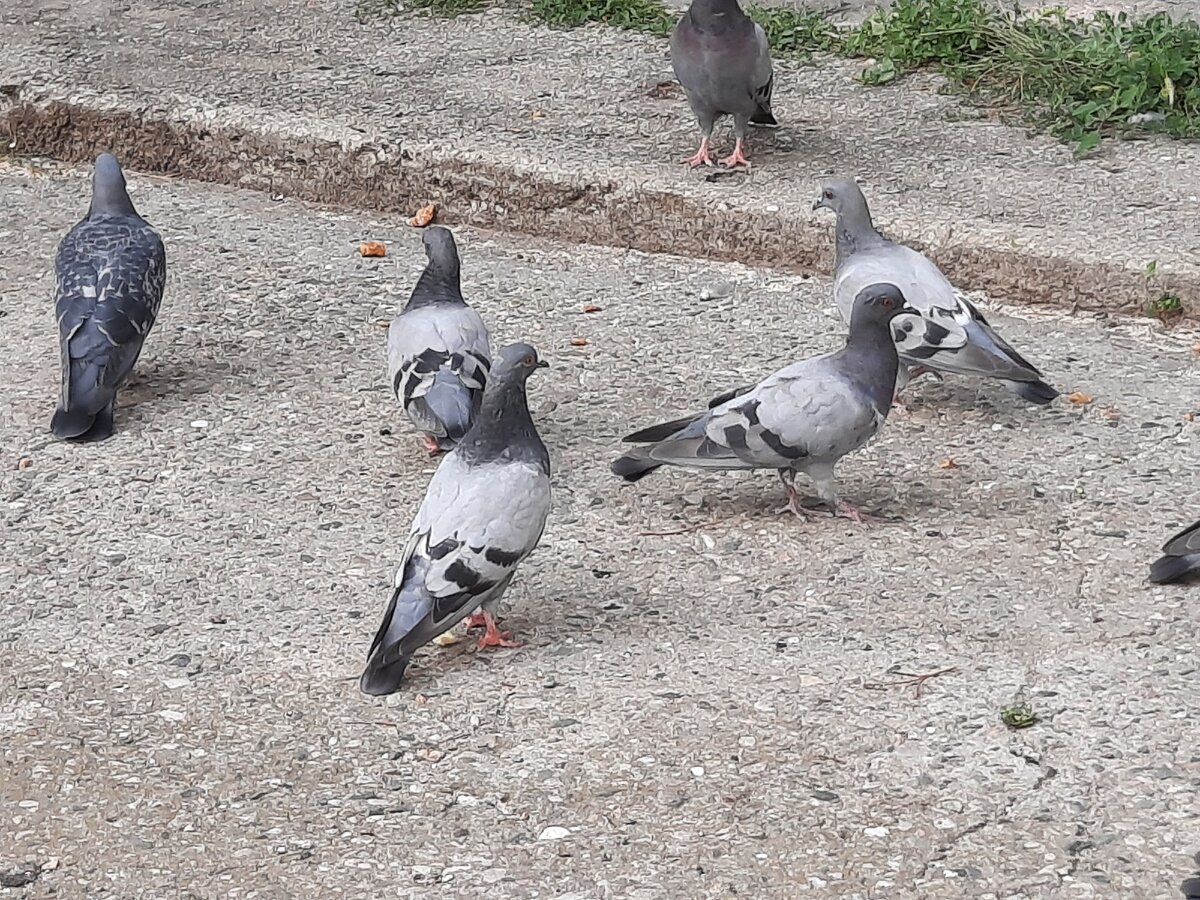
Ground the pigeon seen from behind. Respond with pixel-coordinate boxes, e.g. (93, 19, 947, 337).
(361, 343, 552, 696)
(1149, 519, 1200, 585)
(670, 0, 776, 168)
(387, 226, 491, 454)
(611, 283, 911, 522)
(51, 153, 167, 442)
(814, 178, 1058, 406)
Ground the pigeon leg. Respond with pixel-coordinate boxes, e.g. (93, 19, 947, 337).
(834, 500, 888, 525)
(683, 137, 715, 167)
(476, 611, 522, 650)
(419, 433, 443, 455)
(462, 611, 488, 629)
(776, 470, 814, 521)
(720, 138, 751, 168)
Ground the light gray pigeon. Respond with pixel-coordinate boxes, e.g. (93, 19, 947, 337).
(611, 283, 911, 522)
(361, 343, 551, 696)
(1149, 519, 1200, 585)
(387, 226, 491, 454)
(813, 178, 1058, 406)
(51, 153, 167, 442)
(670, 0, 776, 168)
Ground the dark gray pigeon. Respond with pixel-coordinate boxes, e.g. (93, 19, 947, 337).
(814, 178, 1058, 406)
(1149, 519, 1200, 584)
(51, 153, 167, 442)
(361, 343, 551, 696)
(387, 226, 491, 454)
(611, 283, 910, 522)
(670, 0, 775, 168)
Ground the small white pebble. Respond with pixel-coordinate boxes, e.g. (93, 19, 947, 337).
(538, 826, 571, 841)
(864, 826, 889, 837)
(190, 420, 209, 429)
(690, 766, 705, 777)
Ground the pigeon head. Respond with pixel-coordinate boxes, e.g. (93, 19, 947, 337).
(849, 283, 910, 327)
(88, 153, 138, 218)
(492, 343, 550, 384)
(812, 177, 868, 216)
(422, 226, 461, 276)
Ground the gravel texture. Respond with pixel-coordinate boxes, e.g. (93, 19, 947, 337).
(2, 0, 1198, 316)
(1, 163, 1199, 899)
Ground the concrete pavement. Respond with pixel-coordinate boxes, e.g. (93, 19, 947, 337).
(2, 0, 1198, 319)
(1, 161, 1198, 898)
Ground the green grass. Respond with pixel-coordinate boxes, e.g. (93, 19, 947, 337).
(1000, 703, 1039, 730)
(1147, 292, 1185, 319)
(360, 0, 1200, 151)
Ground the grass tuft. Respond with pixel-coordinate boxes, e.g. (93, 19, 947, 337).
(529, 0, 674, 33)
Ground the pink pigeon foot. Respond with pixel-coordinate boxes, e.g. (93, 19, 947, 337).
(419, 433, 443, 455)
(462, 611, 488, 629)
(720, 139, 751, 168)
(835, 500, 887, 524)
(683, 138, 714, 167)
(476, 611, 522, 650)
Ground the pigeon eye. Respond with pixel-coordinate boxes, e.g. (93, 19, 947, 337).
(823, 190, 833, 199)
(523, 355, 534, 366)
(882, 298, 894, 309)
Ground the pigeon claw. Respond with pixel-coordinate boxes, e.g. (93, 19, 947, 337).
(462, 611, 488, 629)
(419, 433, 443, 455)
(683, 138, 714, 167)
(719, 139, 751, 169)
(835, 500, 886, 524)
(476, 611, 522, 650)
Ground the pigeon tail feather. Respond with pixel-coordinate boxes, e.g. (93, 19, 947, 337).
(1149, 553, 1200, 585)
(611, 450, 663, 482)
(1009, 379, 1059, 405)
(424, 368, 475, 444)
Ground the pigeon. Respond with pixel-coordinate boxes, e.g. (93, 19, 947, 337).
(670, 0, 776, 168)
(611, 283, 911, 522)
(387, 226, 491, 454)
(813, 178, 1058, 406)
(1149, 519, 1200, 585)
(51, 153, 167, 442)
(361, 343, 552, 696)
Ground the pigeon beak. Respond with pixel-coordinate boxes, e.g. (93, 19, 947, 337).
(812, 199, 823, 211)
(536, 360, 550, 369)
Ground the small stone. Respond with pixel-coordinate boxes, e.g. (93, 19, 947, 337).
(538, 826, 571, 841)
(690, 766, 705, 777)
(811, 790, 838, 802)
(864, 826, 889, 837)
(190, 420, 209, 429)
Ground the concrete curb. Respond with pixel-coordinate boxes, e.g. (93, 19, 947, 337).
(4, 93, 1196, 321)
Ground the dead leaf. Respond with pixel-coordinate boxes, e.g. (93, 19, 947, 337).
(938, 458, 959, 470)
(583, 304, 602, 313)
(531, 110, 546, 119)
(570, 337, 588, 347)
(416, 746, 444, 762)
(408, 203, 436, 228)
(1192, 341, 1200, 354)
(1100, 406, 1121, 422)
(359, 240, 387, 258)
(432, 633, 462, 647)
(1185, 412, 1196, 422)
(17, 457, 31, 470)
(375, 318, 390, 329)
(1067, 391, 1094, 405)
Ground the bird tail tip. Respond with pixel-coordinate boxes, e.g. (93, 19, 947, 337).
(51, 404, 114, 441)
(750, 108, 778, 127)
(1149, 554, 1200, 585)
(359, 656, 411, 696)
(610, 452, 661, 482)
(1011, 379, 1059, 405)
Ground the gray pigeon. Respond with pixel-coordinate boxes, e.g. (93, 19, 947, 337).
(813, 178, 1058, 406)
(387, 226, 491, 454)
(361, 343, 551, 695)
(1149, 519, 1200, 585)
(670, 0, 776, 168)
(611, 283, 911, 522)
(51, 153, 167, 442)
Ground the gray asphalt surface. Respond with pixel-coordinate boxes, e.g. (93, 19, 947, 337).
(1, 161, 1199, 898)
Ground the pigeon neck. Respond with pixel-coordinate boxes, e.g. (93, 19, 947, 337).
(834, 202, 884, 267)
(458, 380, 549, 472)
(405, 264, 464, 309)
(88, 179, 138, 218)
(842, 314, 900, 413)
